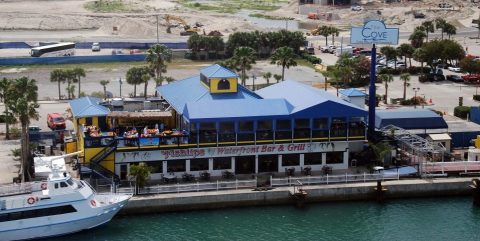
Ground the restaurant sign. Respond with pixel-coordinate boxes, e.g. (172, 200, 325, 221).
(116, 142, 347, 163)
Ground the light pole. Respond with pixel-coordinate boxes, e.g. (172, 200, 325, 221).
(119, 77, 123, 97)
(252, 75, 256, 91)
(413, 87, 420, 109)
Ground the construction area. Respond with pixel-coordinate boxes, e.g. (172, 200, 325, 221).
(0, 0, 478, 42)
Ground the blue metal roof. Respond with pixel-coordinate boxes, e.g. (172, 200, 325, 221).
(375, 108, 448, 129)
(200, 64, 238, 78)
(69, 96, 110, 118)
(256, 80, 366, 114)
(184, 99, 293, 121)
(339, 88, 367, 97)
(157, 74, 260, 115)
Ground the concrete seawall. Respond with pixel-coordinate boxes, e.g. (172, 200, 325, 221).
(120, 178, 473, 215)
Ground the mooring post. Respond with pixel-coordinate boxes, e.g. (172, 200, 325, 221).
(471, 178, 480, 207)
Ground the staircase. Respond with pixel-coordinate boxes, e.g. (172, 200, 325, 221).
(89, 140, 119, 183)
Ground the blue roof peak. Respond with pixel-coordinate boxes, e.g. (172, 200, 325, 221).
(69, 96, 110, 118)
(339, 88, 367, 97)
(200, 64, 239, 78)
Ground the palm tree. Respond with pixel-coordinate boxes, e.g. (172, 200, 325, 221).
(397, 43, 415, 68)
(329, 26, 340, 45)
(71, 68, 85, 99)
(65, 84, 76, 99)
(435, 18, 447, 40)
(273, 74, 282, 83)
(378, 74, 393, 104)
(50, 69, 67, 100)
(270, 46, 297, 82)
(7, 77, 39, 182)
(231, 46, 257, 85)
(400, 73, 411, 100)
(263, 72, 272, 85)
(408, 29, 426, 48)
(313, 25, 330, 46)
(146, 44, 172, 87)
(126, 67, 145, 97)
(99, 80, 110, 99)
(380, 46, 398, 69)
(0, 78, 12, 139)
(421, 20, 435, 42)
(444, 23, 456, 39)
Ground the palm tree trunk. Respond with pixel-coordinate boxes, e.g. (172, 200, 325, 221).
(58, 81, 61, 100)
(409, 57, 412, 68)
(242, 68, 246, 86)
(426, 32, 429, 42)
(134, 84, 137, 97)
(281, 64, 285, 81)
(385, 83, 388, 104)
(5, 106, 9, 140)
(78, 77, 81, 98)
(325, 36, 328, 46)
(67, 82, 71, 99)
(103, 86, 107, 99)
(441, 30, 444, 40)
(21, 124, 28, 182)
(403, 81, 407, 100)
(144, 81, 148, 99)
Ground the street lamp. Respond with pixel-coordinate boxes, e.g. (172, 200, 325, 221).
(252, 75, 256, 91)
(412, 87, 420, 109)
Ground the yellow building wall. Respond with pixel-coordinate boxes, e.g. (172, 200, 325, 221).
(475, 135, 480, 149)
(65, 141, 77, 154)
(209, 77, 238, 93)
(84, 147, 115, 173)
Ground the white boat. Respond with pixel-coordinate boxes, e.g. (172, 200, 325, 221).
(0, 167, 131, 240)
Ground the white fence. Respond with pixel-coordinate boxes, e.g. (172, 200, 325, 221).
(271, 173, 398, 187)
(116, 172, 401, 195)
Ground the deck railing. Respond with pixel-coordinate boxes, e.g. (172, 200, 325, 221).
(117, 172, 401, 195)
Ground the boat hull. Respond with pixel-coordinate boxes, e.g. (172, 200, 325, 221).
(1, 198, 129, 241)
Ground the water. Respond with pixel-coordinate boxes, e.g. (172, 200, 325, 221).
(51, 197, 480, 241)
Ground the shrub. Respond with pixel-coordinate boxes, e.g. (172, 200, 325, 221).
(454, 106, 471, 119)
(418, 75, 429, 83)
(0, 114, 16, 124)
(301, 54, 322, 64)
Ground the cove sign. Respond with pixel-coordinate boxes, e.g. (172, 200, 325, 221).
(350, 20, 399, 45)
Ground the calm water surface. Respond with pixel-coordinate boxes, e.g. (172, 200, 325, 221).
(51, 197, 480, 241)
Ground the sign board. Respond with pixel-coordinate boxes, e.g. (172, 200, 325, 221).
(350, 20, 399, 45)
(116, 142, 348, 162)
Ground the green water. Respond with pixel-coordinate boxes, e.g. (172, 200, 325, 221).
(51, 197, 480, 241)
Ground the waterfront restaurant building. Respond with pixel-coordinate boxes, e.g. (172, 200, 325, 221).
(68, 64, 367, 181)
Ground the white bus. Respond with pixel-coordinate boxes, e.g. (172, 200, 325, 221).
(30, 42, 75, 57)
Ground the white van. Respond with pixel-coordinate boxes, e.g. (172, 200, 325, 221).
(334, 46, 353, 56)
(91, 42, 101, 52)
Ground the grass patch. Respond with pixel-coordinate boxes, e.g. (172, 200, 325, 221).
(84, 0, 144, 13)
(295, 58, 315, 69)
(177, 0, 287, 13)
(249, 13, 294, 20)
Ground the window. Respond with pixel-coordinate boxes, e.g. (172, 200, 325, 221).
(190, 158, 209, 171)
(282, 154, 300, 166)
(66, 178, 74, 186)
(331, 118, 347, 138)
(0, 205, 77, 222)
(313, 118, 328, 129)
(167, 159, 186, 172)
(199, 122, 217, 144)
(294, 119, 310, 139)
(213, 157, 231, 170)
(54, 183, 59, 189)
(304, 152, 322, 165)
(275, 120, 292, 141)
(189, 123, 198, 143)
(219, 122, 235, 143)
(147, 162, 163, 173)
(217, 78, 230, 90)
(239, 121, 254, 132)
(256, 120, 273, 141)
(60, 182, 68, 188)
(326, 152, 344, 164)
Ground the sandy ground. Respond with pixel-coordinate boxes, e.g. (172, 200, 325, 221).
(0, 0, 478, 42)
(0, 139, 20, 184)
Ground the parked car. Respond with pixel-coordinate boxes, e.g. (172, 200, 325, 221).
(446, 75, 463, 82)
(448, 66, 461, 72)
(47, 113, 66, 130)
(28, 125, 41, 133)
(91, 42, 101, 52)
(319, 45, 334, 53)
(462, 74, 480, 83)
(424, 73, 445, 82)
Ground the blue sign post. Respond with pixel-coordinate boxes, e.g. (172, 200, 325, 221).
(351, 20, 399, 140)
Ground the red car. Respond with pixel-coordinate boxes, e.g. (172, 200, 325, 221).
(47, 113, 66, 130)
(462, 74, 480, 83)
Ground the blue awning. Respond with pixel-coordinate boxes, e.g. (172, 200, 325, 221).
(69, 96, 110, 118)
